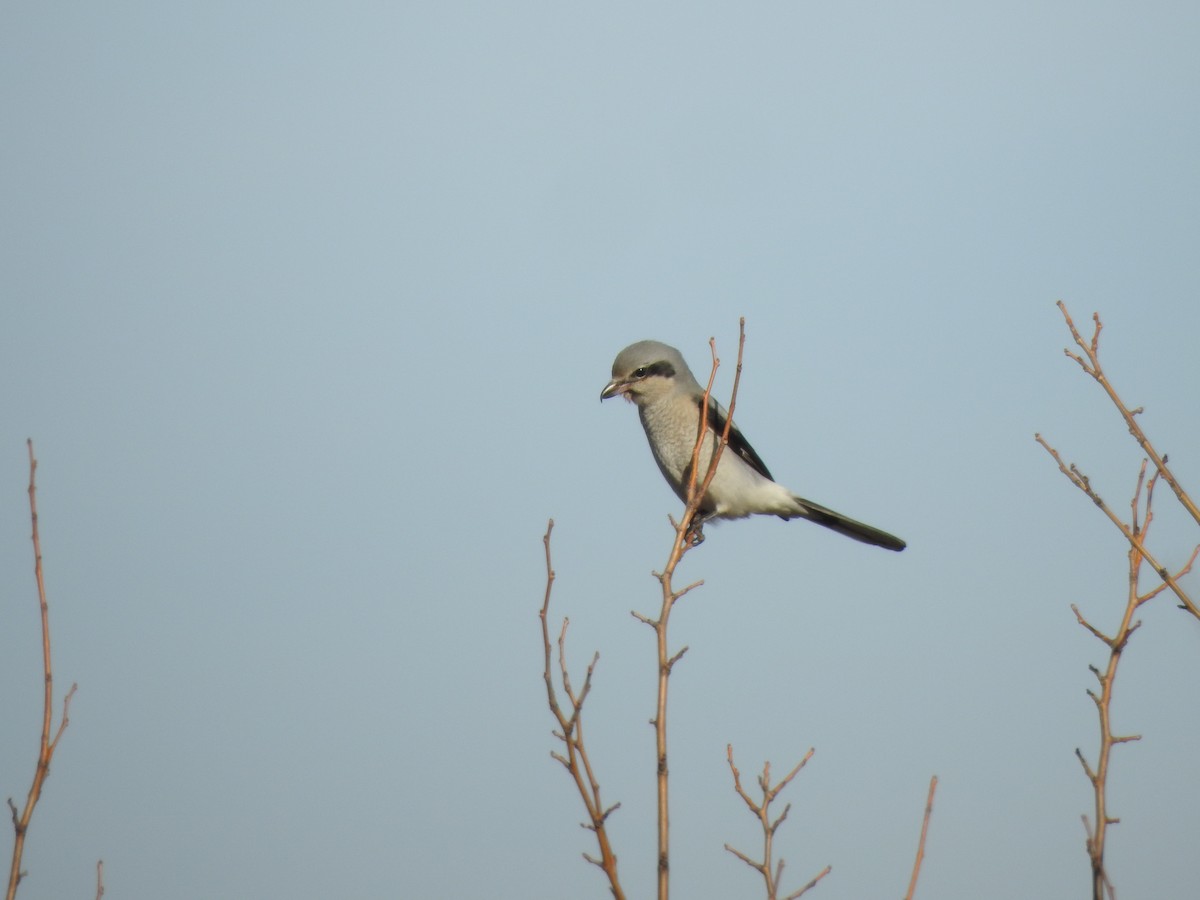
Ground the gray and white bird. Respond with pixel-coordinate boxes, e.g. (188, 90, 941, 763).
(600, 340, 906, 551)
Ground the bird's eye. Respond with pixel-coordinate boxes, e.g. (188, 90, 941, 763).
(633, 367, 648, 378)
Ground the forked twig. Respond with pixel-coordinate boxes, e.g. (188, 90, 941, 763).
(540, 521, 625, 900)
(1034, 436, 1200, 621)
(723, 744, 830, 900)
(1055, 301, 1200, 529)
(682, 323, 748, 545)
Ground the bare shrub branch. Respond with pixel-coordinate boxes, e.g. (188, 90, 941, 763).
(632, 320, 748, 900)
(723, 744, 829, 900)
(1038, 302, 1200, 620)
(1035, 435, 1200, 620)
(1061, 459, 1169, 900)
(539, 520, 626, 899)
(6, 441, 78, 900)
(1055, 300, 1200, 529)
(1038, 303, 1200, 899)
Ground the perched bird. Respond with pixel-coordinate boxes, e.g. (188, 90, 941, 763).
(600, 340, 906, 551)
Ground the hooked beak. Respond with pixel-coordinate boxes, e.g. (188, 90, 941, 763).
(600, 378, 628, 401)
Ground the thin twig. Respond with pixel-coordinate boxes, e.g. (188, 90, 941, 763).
(783, 865, 832, 900)
(6, 441, 77, 900)
(539, 521, 626, 900)
(902, 775, 938, 900)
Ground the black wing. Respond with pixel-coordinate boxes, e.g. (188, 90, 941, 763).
(700, 396, 775, 482)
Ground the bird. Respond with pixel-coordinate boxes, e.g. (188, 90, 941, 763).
(600, 340, 906, 551)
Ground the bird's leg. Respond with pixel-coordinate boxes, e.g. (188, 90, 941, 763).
(670, 510, 709, 546)
(684, 512, 713, 546)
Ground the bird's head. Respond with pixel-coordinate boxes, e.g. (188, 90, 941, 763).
(600, 341, 693, 407)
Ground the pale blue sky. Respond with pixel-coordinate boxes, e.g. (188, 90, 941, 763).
(3, 3, 1199, 898)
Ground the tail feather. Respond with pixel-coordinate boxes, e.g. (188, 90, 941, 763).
(786, 497, 907, 552)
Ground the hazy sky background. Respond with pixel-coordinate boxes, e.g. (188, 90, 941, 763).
(3, 3, 1199, 898)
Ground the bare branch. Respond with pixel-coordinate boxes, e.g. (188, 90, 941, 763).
(665, 646, 689, 670)
(1070, 604, 1114, 646)
(1075, 748, 1097, 784)
(1037, 306, 1200, 897)
(1137, 543, 1200, 605)
(1054, 301, 1200, 530)
(902, 775, 938, 900)
(691, 324, 748, 533)
(1048, 452, 1164, 900)
(725, 744, 826, 900)
(641, 321, 748, 900)
(723, 842, 760, 870)
(538, 521, 626, 900)
(7, 441, 77, 900)
(1035, 435, 1199, 620)
(783, 865, 832, 900)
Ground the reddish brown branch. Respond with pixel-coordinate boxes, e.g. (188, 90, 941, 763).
(1040, 455, 1185, 900)
(637, 321, 748, 900)
(6, 441, 77, 900)
(688, 325, 747, 541)
(1076, 484, 1148, 900)
(1055, 301, 1200, 530)
(1037, 306, 1200, 898)
(902, 775, 938, 900)
(539, 521, 626, 900)
(1034, 436, 1199, 620)
(724, 744, 828, 900)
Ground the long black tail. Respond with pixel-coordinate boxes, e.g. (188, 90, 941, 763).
(788, 497, 907, 552)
